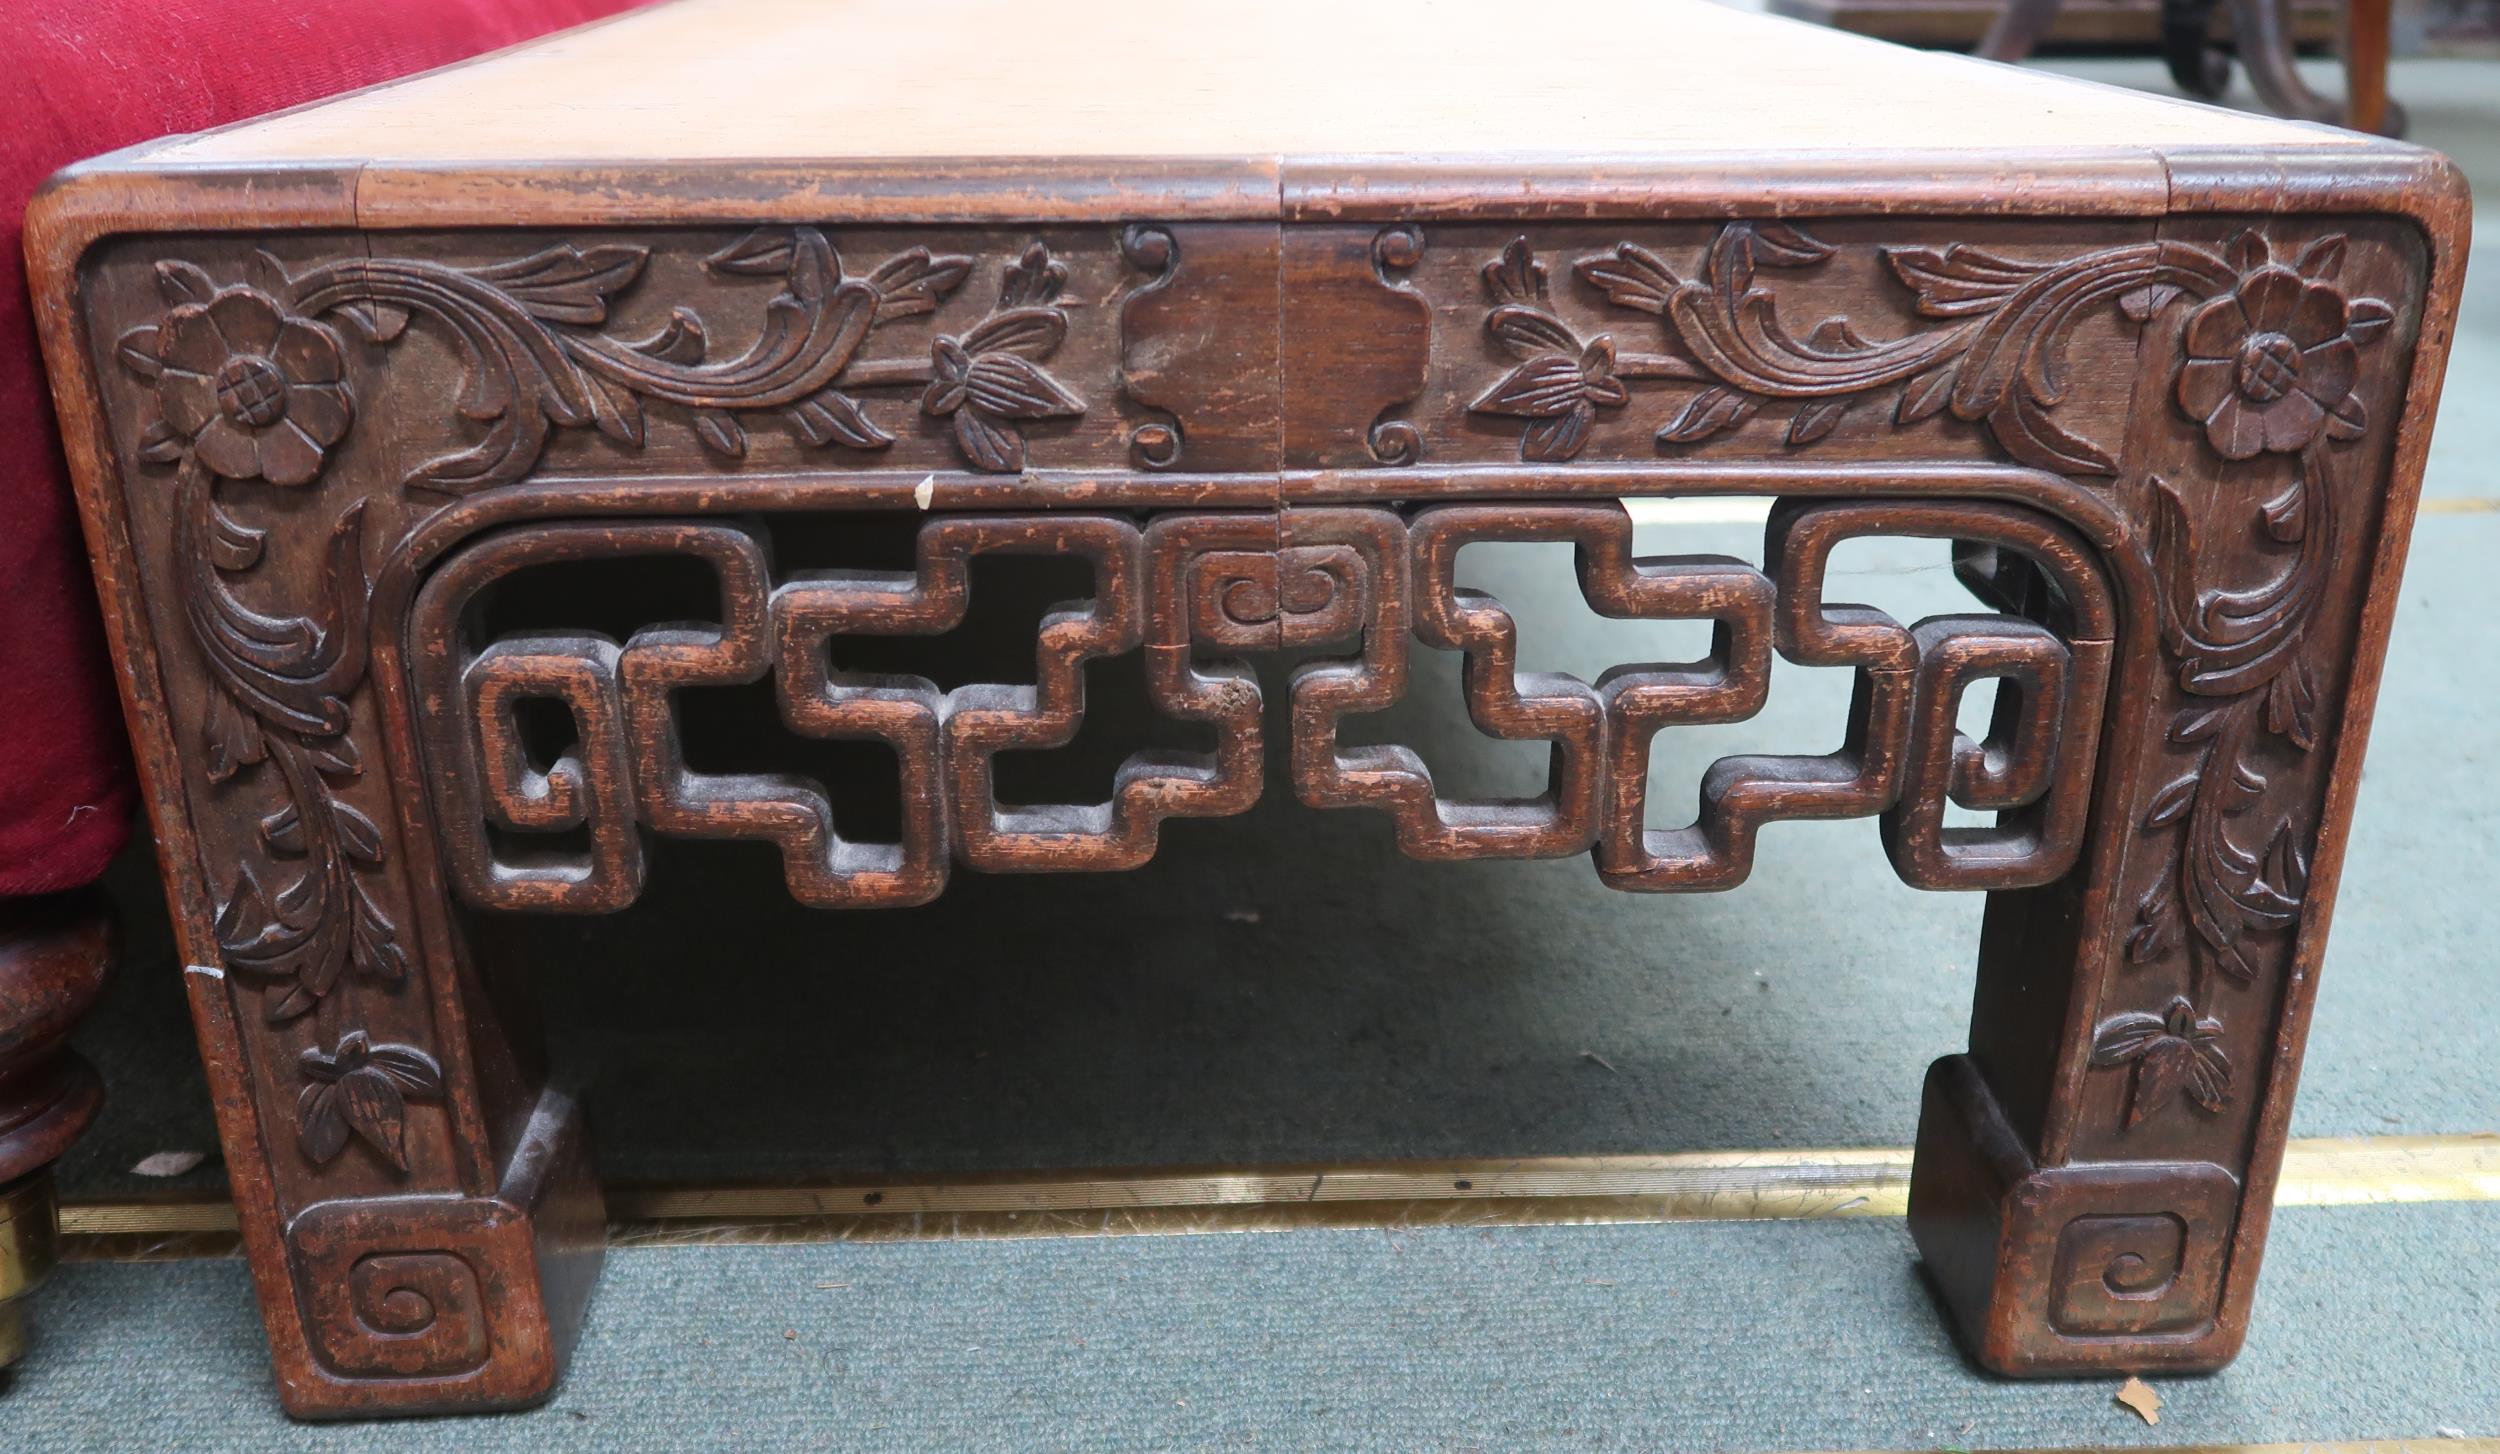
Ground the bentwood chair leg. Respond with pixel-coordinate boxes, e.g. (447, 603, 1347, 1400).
(1977, 0, 2066, 63)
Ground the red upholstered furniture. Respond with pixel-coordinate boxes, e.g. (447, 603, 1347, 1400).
(0, 0, 648, 1361)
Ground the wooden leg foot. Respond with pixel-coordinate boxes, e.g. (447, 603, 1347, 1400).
(269, 1088, 604, 1419)
(1911, 1056, 2245, 1375)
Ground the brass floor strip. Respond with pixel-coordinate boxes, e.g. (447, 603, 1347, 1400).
(1800, 1446, 2500, 1454)
(2421, 496, 2500, 512)
(57, 1132, 2500, 1260)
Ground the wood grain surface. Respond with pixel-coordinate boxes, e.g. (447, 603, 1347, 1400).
(140, 0, 2351, 166)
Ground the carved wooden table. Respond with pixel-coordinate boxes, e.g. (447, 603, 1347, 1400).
(27, 0, 2467, 1419)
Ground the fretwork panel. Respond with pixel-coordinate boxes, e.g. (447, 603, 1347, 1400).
(408, 501, 2116, 914)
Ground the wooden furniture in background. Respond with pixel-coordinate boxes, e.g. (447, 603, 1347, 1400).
(26, 0, 2466, 1418)
(1976, 0, 2405, 134)
(1769, 0, 2335, 54)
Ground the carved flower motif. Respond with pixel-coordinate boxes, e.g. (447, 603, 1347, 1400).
(298, 1030, 443, 1170)
(123, 283, 352, 485)
(2091, 996, 2230, 1128)
(2175, 234, 2390, 461)
(923, 243, 1083, 472)
(1469, 237, 1629, 463)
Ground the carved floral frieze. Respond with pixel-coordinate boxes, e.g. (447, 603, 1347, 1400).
(108, 219, 2395, 1167)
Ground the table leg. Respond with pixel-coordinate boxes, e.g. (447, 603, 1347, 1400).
(2342, 0, 2402, 135)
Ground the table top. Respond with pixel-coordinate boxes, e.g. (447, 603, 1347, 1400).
(144, 0, 2354, 168)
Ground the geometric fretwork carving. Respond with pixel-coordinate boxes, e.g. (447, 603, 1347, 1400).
(412, 513, 1275, 911)
(410, 496, 2118, 913)
(1295, 499, 2115, 891)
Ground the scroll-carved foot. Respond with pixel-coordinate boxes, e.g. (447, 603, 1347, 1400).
(268, 1089, 604, 1418)
(0, 890, 112, 1367)
(1909, 1057, 2246, 1375)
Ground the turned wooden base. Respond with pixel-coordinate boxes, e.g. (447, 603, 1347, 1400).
(0, 891, 112, 1368)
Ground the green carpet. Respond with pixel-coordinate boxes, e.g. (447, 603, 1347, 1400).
(7, 1203, 2497, 1450)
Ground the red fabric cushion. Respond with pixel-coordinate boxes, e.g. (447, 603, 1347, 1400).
(2, 0, 647, 896)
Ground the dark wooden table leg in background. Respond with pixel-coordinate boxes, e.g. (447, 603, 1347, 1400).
(0, 891, 111, 1366)
(1988, 0, 2405, 135)
(1977, 0, 2066, 60)
(2342, 0, 2396, 135)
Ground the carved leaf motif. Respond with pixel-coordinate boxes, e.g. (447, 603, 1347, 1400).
(306, 732, 362, 779)
(581, 369, 648, 448)
(691, 408, 748, 458)
(1659, 386, 1756, 444)
(297, 1031, 442, 1171)
(268, 224, 953, 492)
(155, 259, 216, 306)
(469, 244, 648, 325)
(2265, 660, 2319, 750)
(963, 353, 1084, 420)
(2295, 234, 2348, 280)
(914, 242, 1081, 471)
(2347, 297, 2395, 345)
(2144, 774, 2198, 829)
(1574, 244, 1680, 315)
(998, 242, 1068, 309)
(1748, 222, 1836, 269)
(1484, 237, 1547, 306)
(952, 407, 1026, 473)
(137, 415, 186, 464)
(1896, 365, 1959, 424)
(2325, 393, 2370, 442)
(708, 229, 802, 276)
(261, 803, 305, 856)
(1523, 406, 1595, 463)
(337, 1072, 410, 1169)
(866, 247, 974, 321)
(1545, 224, 2249, 471)
(202, 683, 267, 783)
(1488, 304, 1580, 359)
(2092, 998, 2230, 1127)
(626, 309, 708, 366)
(1786, 397, 1852, 446)
(116, 325, 165, 378)
(2127, 871, 2182, 965)
(1884, 244, 2044, 317)
(333, 801, 386, 866)
(1477, 354, 1594, 418)
(297, 1082, 350, 1164)
(350, 880, 409, 983)
(785, 388, 892, 450)
(963, 307, 1067, 361)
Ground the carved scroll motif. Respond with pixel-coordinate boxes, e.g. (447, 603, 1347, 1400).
(1466, 224, 2250, 471)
